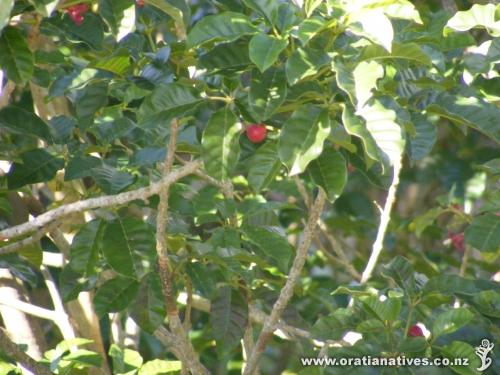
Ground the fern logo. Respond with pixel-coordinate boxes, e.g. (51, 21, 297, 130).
(475, 339, 494, 372)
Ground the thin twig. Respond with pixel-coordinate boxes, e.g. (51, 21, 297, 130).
(360, 157, 403, 284)
(0, 220, 61, 256)
(0, 299, 57, 321)
(0, 160, 201, 240)
(0, 329, 52, 375)
(243, 190, 327, 375)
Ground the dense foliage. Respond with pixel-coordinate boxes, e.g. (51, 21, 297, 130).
(0, 0, 499, 374)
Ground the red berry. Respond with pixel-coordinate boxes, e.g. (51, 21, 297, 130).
(448, 231, 465, 252)
(246, 124, 267, 143)
(136, 0, 145, 7)
(408, 324, 424, 337)
(66, 3, 88, 26)
(347, 163, 355, 173)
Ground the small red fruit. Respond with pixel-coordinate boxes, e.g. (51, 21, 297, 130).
(448, 231, 465, 252)
(66, 3, 88, 26)
(408, 324, 424, 337)
(347, 163, 355, 173)
(136, 0, 145, 7)
(246, 124, 267, 143)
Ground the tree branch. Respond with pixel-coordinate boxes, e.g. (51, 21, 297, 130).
(0, 160, 201, 241)
(0, 220, 61, 256)
(243, 190, 327, 375)
(360, 157, 403, 284)
(0, 329, 52, 375)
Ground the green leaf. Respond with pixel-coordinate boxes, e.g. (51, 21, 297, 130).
(64, 156, 102, 181)
(0, 106, 53, 142)
(242, 0, 279, 25)
(92, 52, 131, 76)
(355, 98, 406, 167)
(427, 93, 500, 144)
(278, 106, 331, 175)
(411, 207, 445, 237)
(472, 290, 500, 318)
(407, 113, 436, 160)
(138, 83, 202, 124)
(464, 213, 500, 252)
(200, 40, 251, 70)
(139, 360, 182, 374)
(92, 165, 134, 194)
(432, 308, 474, 340)
(248, 68, 287, 121)
(399, 337, 427, 353)
(0, 26, 34, 84)
(479, 158, 500, 175)
(69, 220, 105, 276)
(99, 0, 136, 41)
(285, 47, 330, 85)
(360, 43, 432, 67)
(63, 349, 102, 368)
(304, 0, 323, 18)
(129, 273, 165, 334)
(210, 286, 248, 353)
(41, 14, 104, 50)
(308, 148, 347, 203)
(297, 17, 325, 45)
(347, 9, 393, 51)
(201, 107, 242, 181)
(249, 34, 287, 73)
(75, 81, 109, 120)
(248, 140, 282, 193)
(101, 218, 155, 279)
(7, 149, 64, 190)
(94, 276, 140, 318)
(441, 341, 481, 375)
(187, 12, 258, 48)
(109, 344, 143, 374)
(145, 0, 185, 38)
(445, 3, 500, 37)
(423, 275, 499, 297)
(0, 0, 14, 33)
(311, 308, 354, 340)
(241, 225, 293, 272)
(381, 256, 416, 295)
(360, 296, 402, 322)
(342, 105, 380, 164)
(332, 60, 384, 110)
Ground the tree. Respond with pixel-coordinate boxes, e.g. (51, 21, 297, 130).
(0, 0, 499, 374)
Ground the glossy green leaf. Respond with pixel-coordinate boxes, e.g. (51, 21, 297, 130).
(360, 43, 432, 66)
(210, 286, 248, 353)
(445, 3, 500, 37)
(297, 17, 325, 45)
(201, 107, 242, 181)
(187, 12, 258, 47)
(248, 68, 287, 121)
(241, 225, 293, 272)
(99, 0, 135, 41)
(356, 98, 406, 167)
(311, 308, 354, 340)
(408, 113, 436, 160)
(139, 360, 182, 374)
(109, 344, 143, 374)
(278, 106, 331, 175)
(0, 26, 34, 84)
(347, 9, 393, 51)
(381, 256, 416, 295)
(69, 220, 105, 276)
(308, 148, 347, 202)
(102, 218, 155, 279)
(248, 140, 282, 193)
(423, 275, 499, 297)
(412, 207, 445, 237)
(465, 213, 500, 252)
(145, 0, 185, 37)
(360, 296, 402, 322)
(7, 149, 64, 190)
(92, 165, 134, 194)
(64, 349, 102, 368)
(92, 53, 131, 76)
(285, 47, 330, 85)
(0, 106, 52, 142)
(249, 34, 287, 73)
(129, 273, 165, 334)
(94, 276, 140, 318)
(441, 341, 481, 375)
(304, 0, 323, 18)
(342, 105, 380, 164)
(242, 0, 279, 25)
(0, 0, 14, 33)
(472, 290, 500, 318)
(75, 81, 109, 120)
(200, 40, 251, 70)
(432, 308, 474, 339)
(427, 93, 500, 144)
(41, 14, 104, 50)
(64, 156, 102, 181)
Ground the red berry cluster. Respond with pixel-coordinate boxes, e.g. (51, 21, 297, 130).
(66, 3, 88, 26)
(408, 324, 424, 337)
(448, 231, 465, 252)
(136, 0, 145, 7)
(246, 124, 267, 143)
